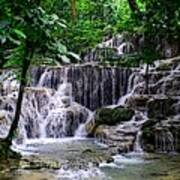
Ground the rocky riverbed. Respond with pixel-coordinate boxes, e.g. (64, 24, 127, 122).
(0, 139, 180, 180)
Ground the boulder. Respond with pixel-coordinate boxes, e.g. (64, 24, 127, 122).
(95, 107, 134, 126)
(126, 95, 150, 111)
(85, 107, 134, 136)
(85, 107, 136, 153)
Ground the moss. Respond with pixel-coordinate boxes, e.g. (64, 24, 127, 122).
(0, 140, 21, 160)
(156, 63, 171, 71)
(95, 107, 134, 126)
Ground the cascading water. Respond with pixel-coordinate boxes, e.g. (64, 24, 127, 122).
(30, 65, 132, 110)
(84, 34, 135, 62)
(0, 65, 133, 145)
(114, 66, 149, 153)
(155, 129, 175, 153)
(1, 57, 179, 154)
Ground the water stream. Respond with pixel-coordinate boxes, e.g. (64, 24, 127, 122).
(0, 58, 180, 179)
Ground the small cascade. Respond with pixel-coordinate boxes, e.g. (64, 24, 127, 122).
(74, 111, 94, 137)
(0, 82, 92, 143)
(115, 66, 149, 153)
(132, 112, 149, 153)
(117, 69, 144, 106)
(133, 131, 143, 153)
(0, 71, 19, 96)
(155, 129, 175, 153)
(84, 34, 135, 62)
(22, 83, 92, 140)
(115, 111, 148, 153)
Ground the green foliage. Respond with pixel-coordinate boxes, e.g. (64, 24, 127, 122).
(52, 0, 134, 56)
(1, 0, 180, 67)
(142, 0, 180, 39)
(95, 107, 134, 126)
(0, 0, 79, 68)
(117, 44, 161, 67)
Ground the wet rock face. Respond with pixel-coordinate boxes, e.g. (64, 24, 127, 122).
(118, 56, 180, 153)
(0, 96, 16, 138)
(142, 117, 180, 153)
(94, 125, 135, 154)
(147, 97, 178, 119)
(30, 65, 132, 110)
(83, 34, 180, 62)
(127, 95, 179, 119)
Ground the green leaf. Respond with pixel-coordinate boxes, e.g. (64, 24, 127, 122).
(57, 22, 67, 28)
(13, 29, 26, 39)
(57, 42, 67, 54)
(68, 52, 81, 61)
(51, 14, 59, 21)
(8, 36, 21, 45)
(61, 55, 70, 63)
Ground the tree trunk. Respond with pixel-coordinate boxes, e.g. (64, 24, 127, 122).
(127, 0, 141, 15)
(5, 42, 33, 147)
(144, 63, 149, 94)
(71, 0, 77, 22)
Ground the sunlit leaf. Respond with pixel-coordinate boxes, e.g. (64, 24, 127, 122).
(13, 29, 26, 39)
(68, 52, 81, 61)
(61, 55, 70, 63)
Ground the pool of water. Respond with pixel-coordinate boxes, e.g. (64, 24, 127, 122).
(0, 138, 180, 180)
(101, 153, 180, 180)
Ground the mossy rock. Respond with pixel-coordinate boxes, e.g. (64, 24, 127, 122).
(156, 63, 171, 71)
(95, 107, 134, 126)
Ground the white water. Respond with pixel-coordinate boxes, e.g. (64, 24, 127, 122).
(75, 111, 94, 137)
(56, 167, 107, 180)
(86, 34, 135, 61)
(4, 58, 178, 153)
(113, 154, 145, 165)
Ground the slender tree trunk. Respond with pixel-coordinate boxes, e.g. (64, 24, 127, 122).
(71, 0, 77, 23)
(144, 63, 149, 94)
(127, 0, 143, 19)
(127, 0, 140, 13)
(5, 42, 33, 147)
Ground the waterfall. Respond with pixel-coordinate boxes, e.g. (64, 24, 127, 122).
(116, 66, 149, 153)
(0, 65, 133, 144)
(155, 129, 175, 153)
(74, 111, 94, 137)
(30, 65, 132, 110)
(1, 57, 179, 154)
(83, 34, 135, 62)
